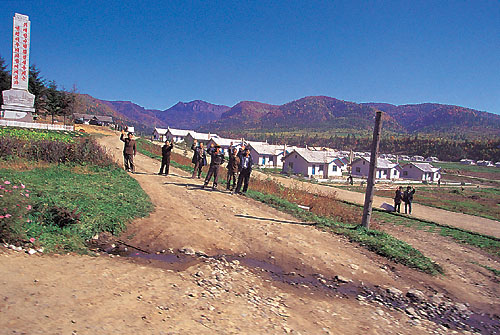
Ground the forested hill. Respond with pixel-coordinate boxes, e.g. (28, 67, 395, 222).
(203, 96, 500, 138)
(363, 102, 500, 136)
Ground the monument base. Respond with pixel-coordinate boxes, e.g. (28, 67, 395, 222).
(1, 88, 35, 122)
(1, 105, 35, 122)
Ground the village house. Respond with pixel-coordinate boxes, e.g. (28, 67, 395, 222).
(281, 148, 343, 179)
(460, 159, 476, 165)
(73, 113, 113, 126)
(166, 128, 191, 143)
(410, 155, 425, 162)
(153, 127, 168, 142)
(477, 160, 494, 167)
(184, 131, 218, 147)
(399, 162, 441, 182)
(425, 156, 439, 162)
(351, 157, 400, 180)
(248, 143, 289, 168)
(207, 137, 241, 155)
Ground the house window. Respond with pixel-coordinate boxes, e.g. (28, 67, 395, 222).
(403, 171, 408, 176)
(319, 165, 323, 172)
(295, 154, 297, 158)
(356, 167, 361, 173)
(332, 165, 337, 171)
(363, 161, 365, 165)
(289, 162, 293, 169)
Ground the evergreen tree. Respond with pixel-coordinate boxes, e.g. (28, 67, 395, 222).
(28, 65, 47, 117)
(0, 56, 11, 105)
(44, 80, 61, 124)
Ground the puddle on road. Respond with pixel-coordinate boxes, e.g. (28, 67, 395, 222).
(99, 241, 500, 334)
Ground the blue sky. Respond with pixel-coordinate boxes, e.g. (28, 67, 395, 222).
(0, 0, 499, 114)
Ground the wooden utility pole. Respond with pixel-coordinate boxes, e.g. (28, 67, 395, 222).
(361, 111, 383, 229)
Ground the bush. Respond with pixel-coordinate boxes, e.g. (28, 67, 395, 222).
(0, 136, 112, 166)
(0, 179, 32, 243)
(45, 206, 81, 228)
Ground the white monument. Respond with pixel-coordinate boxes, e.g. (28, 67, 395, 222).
(1, 13, 35, 122)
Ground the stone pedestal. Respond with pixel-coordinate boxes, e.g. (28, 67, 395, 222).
(1, 88, 35, 122)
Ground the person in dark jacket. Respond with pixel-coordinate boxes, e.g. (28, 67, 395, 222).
(226, 148, 240, 191)
(403, 186, 416, 214)
(191, 140, 206, 178)
(233, 148, 253, 195)
(203, 145, 225, 189)
(237, 143, 246, 161)
(120, 130, 136, 173)
(158, 140, 174, 175)
(394, 186, 403, 213)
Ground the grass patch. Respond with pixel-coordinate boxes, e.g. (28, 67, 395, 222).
(1, 164, 153, 252)
(0, 126, 86, 143)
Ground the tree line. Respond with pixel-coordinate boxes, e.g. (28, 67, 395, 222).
(0, 56, 76, 124)
(225, 130, 500, 162)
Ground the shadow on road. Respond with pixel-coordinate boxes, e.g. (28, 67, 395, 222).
(235, 214, 314, 226)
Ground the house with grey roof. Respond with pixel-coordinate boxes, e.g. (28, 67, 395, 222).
(248, 143, 292, 168)
(184, 131, 218, 146)
(153, 127, 169, 141)
(73, 113, 113, 126)
(207, 137, 242, 155)
(398, 162, 441, 182)
(166, 128, 192, 143)
(281, 148, 343, 178)
(351, 157, 400, 180)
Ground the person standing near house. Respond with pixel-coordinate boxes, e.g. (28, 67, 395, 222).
(226, 147, 240, 191)
(158, 140, 174, 176)
(191, 140, 206, 178)
(233, 148, 253, 195)
(237, 143, 246, 160)
(203, 145, 225, 190)
(403, 186, 416, 214)
(394, 186, 403, 213)
(120, 130, 136, 173)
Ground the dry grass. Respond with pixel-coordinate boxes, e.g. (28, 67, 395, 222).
(0, 159, 51, 171)
(251, 178, 360, 225)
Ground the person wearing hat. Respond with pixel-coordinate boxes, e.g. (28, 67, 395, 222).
(203, 144, 225, 189)
(120, 130, 136, 173)
(403, 186, 416, 214)
(158, 139, 174, 176)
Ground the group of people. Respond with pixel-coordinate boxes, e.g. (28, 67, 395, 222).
(190, 140, 253, 194)
(394, 186, 416, 214)
(121, 132, 418, 211)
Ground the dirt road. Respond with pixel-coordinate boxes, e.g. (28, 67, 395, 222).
(1, 131, 499, 334)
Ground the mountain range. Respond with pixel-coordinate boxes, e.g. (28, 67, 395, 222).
(75, 94, 500, 137)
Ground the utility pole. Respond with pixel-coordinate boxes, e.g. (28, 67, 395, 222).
(361, 111, 383, 229)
